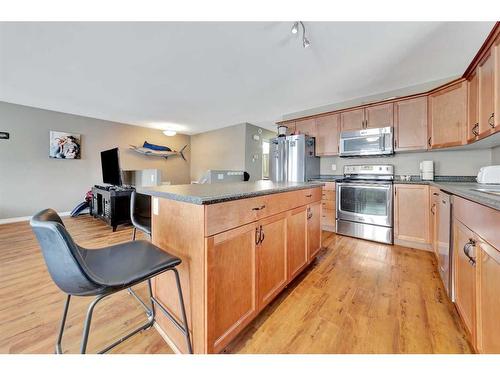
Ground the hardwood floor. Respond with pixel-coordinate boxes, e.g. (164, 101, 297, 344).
(0, 216, 472, 354)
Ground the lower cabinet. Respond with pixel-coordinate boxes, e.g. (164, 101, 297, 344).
(287, 207, 308, 281)
(257, 213, 288, 310)
(307, 202, 322, 260)
(476, 238, 500, 353)
(206, 223, 257, 353)
(430, 187, 440, 256)
(394, 184, 431, 249)
(453, 219, 477, 339)
(205, 197, 322, 352)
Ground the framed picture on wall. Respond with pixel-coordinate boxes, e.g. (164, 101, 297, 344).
(49, 131, 81, 159)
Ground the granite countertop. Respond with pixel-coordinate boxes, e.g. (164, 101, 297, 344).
(137, 180, 325, 205)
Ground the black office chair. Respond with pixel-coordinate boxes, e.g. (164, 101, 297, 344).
(30, 208, 193, 354)
(130, 190, 152, 240)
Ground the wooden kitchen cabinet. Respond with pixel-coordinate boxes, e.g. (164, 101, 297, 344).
(287, 207, 308, 281)
(307, 202, 321, 260)
(206, 222, 257, 353)
(394, 96, 428, 151)
(320, 182, 336, 232)
(494, 35, 500, 130)
(478, 51, 495, 136)
(294, 118, 316, 137)
(476, 238, 500, 353)
(365, 102, 394, 129)
(257, 213, 288, 310)
(340, 108, 365, 131)
(467, 71, 480, 142)
(315, 114, 340, 155)
(428, 80, 467, 148)
(453, 219, 477, 340)
(429, 187, 440, 257)
(394, 184, 431, 249)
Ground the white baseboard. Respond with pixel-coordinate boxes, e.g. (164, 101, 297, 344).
(0, 211, 72, 225)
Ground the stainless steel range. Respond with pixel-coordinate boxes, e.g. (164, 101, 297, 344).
(336, 165, 394, 244)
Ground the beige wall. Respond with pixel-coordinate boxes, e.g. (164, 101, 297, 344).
(0, 101, 190, 219)
(190, 123, 276, 182)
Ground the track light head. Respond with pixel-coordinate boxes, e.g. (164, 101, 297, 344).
(291, 22, 299, 34)
(303, 37, 310, 48)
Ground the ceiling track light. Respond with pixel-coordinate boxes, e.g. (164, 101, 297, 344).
(291, 21, 311, 48)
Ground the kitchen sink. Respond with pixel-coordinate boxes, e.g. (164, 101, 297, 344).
(473, 188, 500, 196)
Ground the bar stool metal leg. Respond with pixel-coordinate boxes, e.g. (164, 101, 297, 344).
(80, 294, 108, 354)
(55, 295, 71, 354)
(172, 268, 193, 354)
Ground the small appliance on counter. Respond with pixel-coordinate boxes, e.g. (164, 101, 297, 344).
(277, 125, 288, 137)
(476, 165, 500, 184)
(420, 160, 434, 181)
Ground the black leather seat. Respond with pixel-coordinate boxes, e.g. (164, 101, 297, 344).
(30, 208, 192, 354)
(130, 191, 152, 239)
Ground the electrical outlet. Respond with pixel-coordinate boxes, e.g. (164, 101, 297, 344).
(217, 174, 224, 180)
(331, 164, 337, 171)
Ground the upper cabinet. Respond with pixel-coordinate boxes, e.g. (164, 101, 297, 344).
(394, 96, 428, 151)
(294, 118, 316, 137)
(428, 80, 467, 149)
(315, 114, 340, 156)
(478, 51, 495, 136)
(494, 35, 500, 130)
(467, 71, 480, 142)
(340, 108, 365, 131)
(365, 102, 394, 129)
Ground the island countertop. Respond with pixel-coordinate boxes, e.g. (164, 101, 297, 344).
(137, 180, 325, 205)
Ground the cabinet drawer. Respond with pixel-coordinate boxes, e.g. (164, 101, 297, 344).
(321, 200, 335, 211)
(322, 190, 334, 201)
(322, 208, 335, 226)
(205, 187, 322, 236)
(453, 196, 500, 250)
(323, 182, 336, 191)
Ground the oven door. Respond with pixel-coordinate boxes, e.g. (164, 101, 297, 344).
(339, 127, 393, 157)
(336, 182, 393, 227)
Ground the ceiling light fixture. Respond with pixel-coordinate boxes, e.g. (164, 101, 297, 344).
(163, 129, 177, 136)
(291, 21, 311, 49)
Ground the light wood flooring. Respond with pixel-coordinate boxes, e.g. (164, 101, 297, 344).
(0, 215, 473, 354)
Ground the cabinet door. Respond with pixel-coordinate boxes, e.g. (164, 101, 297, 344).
(294, 118, 316, 137)
(476, 238, 500, 353)
(206, 223, 257, 352)
(453, 219, 477, 340)
(478, 51, 495, 136)
(394, 184, 430, 245)
(394, 97, 428, 151)
(493, 36, 500, 131)
(365, 102, 394, 129)
(340, 108, 365, 131)
(428, 81, 467, 148)
(430, 187, 440, 257)
(307, 202, 322, 260)
(287, 207, 308, 281)
(315, 114, 340, 156)
(467, 71, 480, 142)
(257, 213, 287, 310)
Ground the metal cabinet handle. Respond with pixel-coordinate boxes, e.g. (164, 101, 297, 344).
(472, 123, 479, 136)
(252, 205, 266, 211)
(489, 113, 495, 128)
(305, 194, 312, 198)
(307, 207, 313, 220)
(428, 137, 432, 147)
(255, 227, 261, 245)
(431, 203, 436, 215)
(432, 192, 439, 196)
(259, 225, 265, 244)
(463, 238, 476, 266)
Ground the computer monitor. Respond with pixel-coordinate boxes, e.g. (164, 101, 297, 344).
(100, 147, 122, 186)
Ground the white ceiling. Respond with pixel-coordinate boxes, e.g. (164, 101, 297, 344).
(0, 22, 495, 134)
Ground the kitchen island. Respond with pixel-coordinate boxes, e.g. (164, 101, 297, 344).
(137, 181, 324, 354)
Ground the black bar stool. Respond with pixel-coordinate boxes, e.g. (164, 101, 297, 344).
(30, 208, 193, 354)
(130, 190, 152, 241)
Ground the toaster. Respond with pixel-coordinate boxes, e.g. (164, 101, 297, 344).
(476, 165, 500, 184)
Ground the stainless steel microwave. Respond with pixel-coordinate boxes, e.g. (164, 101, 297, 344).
(339, 126, 394, 157)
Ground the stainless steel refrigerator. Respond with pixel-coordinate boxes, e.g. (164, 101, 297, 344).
(269, 134, 320, 182)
